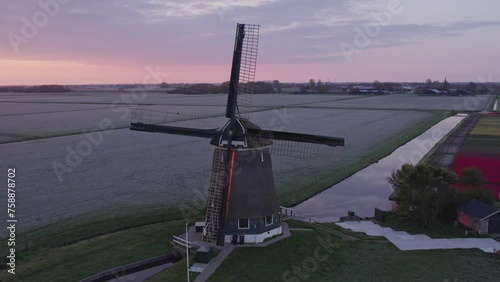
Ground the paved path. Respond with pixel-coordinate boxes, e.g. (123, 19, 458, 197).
(337, 221, 500, 252)
(193, 245, 235, 282)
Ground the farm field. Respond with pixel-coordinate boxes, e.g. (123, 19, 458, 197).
(1, 93, 492, 144)
(317, 93, 492, 111)
(0, 92, 494, 239)
(0, 108, 436, 232)
(451, 113, 500, 199)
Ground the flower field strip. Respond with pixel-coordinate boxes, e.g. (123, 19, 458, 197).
(451, 114, 500, 199)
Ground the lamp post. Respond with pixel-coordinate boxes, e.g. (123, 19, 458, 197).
(186, 222, 190, 282)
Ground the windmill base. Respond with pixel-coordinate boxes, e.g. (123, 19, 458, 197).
(224, 226, 282, 244)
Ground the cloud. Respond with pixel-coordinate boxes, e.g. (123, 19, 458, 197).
(1, 0, 500, 68)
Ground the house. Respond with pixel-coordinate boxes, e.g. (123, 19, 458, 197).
(457, 199, 500, 235)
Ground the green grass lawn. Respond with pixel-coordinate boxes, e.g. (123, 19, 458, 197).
(209, 224, 500, 282)
(0, 220, 186, 282)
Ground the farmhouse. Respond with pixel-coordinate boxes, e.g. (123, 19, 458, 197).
(457, 199, 500, 235)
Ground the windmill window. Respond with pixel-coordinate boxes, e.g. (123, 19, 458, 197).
(238, 219, 249, 229)
(265, 215, 273, 226)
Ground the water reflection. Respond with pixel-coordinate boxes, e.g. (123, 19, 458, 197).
(293, 115, 465, 222)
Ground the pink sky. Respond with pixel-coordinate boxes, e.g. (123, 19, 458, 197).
(1, 0, 500, 85)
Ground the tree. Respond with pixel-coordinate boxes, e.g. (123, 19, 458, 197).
(253, 81, 274, 93)
(373, 80, 382, 91)
(388, 163, 458, 227)
(460, 188, 495, 206)
(160, 82, 169, 88)
(466, 82, 477, 94)
(308, 79, 316, 90)
(425, 79, 432, 86)
(458, 167, 483, 189)
(317, 79, 328, 93)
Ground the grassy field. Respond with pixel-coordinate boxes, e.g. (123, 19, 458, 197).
(0, 220, 186, 282)
(209, 222, 500, 281)
(0, 93, 493, 278)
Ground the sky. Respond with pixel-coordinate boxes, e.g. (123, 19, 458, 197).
(1, 0, 500, 85)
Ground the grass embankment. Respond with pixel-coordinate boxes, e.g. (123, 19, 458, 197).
(147, 256, 200, 282)
(487, 95, 499, 112)
(0, 220, 186, 282)
(279, 111, 448, 206)
(419, 113, 468, 164)
(209, 221, 500, 281)
(379, 212, 486, 239)
(0, 206, 189, 254)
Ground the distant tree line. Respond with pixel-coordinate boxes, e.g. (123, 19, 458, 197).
(419, 78, 491, 94)
(301, 79, 329, 93)
(372, 80, 396, 91)
(0, 85, 72, 93)
(166, 81, 275, 94)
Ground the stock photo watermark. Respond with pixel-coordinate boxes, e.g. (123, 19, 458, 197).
(51, 65, 170, 182)
(393, 74, 496, 171)
(340, 0, 411, 63)
(8, 0, 72, 54)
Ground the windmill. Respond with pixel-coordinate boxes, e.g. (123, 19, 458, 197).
(130, 23, 344, 246)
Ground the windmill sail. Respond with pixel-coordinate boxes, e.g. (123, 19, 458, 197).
(236, 24, 259, 119)
(130, 23, 345, 247)
(225, 24, 259, 119)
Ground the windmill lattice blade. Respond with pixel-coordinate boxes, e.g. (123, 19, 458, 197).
(130, 123, 220, 139)
(131, 108, 218, 129)
(269, 139, 344, 160)
(130, 108, 220, 138)
(237, 24, 259, 119)
(247, 128, 345, 147)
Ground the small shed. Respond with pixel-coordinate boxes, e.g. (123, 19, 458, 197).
(457, 199, 500, 235)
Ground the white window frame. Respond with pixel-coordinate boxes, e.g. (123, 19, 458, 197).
(238, 218, 250, 229)
(265, 215, 273, 226)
